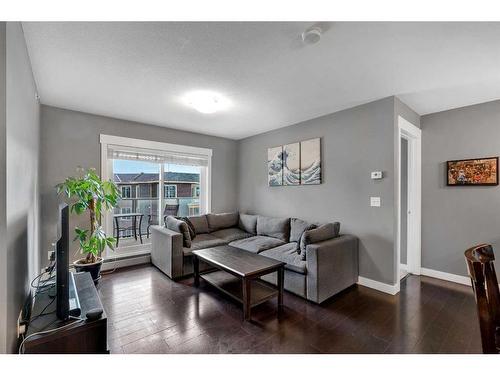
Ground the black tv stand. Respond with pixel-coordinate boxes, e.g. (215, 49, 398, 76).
(23, 272, 108, 354)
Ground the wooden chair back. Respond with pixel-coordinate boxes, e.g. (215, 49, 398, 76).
(465, 244, 500, 353)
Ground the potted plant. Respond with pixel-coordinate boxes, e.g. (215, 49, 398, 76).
(57, 167, 120, 283)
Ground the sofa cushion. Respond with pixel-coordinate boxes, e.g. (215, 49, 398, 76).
(176, 216, 196, 239)
(206, 212, 239, 232)
(239, 214, 257, 235)
(187, 215, 209, 234)
(256, 216, 290, 242)
(166, 216, 191, 248)
(290, 218, 317, 243)
(211, 227, 253, 242)
(229, 235, 286, 253)
(260, 243, 307, 275)
(299, 222, 341, 260)
(183, 234, 227, 255)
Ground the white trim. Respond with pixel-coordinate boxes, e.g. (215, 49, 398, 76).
(357, 276, 400, 295)
(100, 134, 213, 157)
(400, 263, 408, 272)
(101, 140, 114, 258)
(159, 163, 165, 226)
(420, 267, 471, 286)
(200, 160, 211, 214)
(396, 116, 422, 294)
(101, 254, 151, 271)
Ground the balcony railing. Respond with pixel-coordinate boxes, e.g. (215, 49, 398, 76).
(113, 197, 200, 241)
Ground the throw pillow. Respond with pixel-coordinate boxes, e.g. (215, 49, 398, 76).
(295, 223, 317, 252)
(299, 222, 341, 260)
(166, 216, 192, 248)
(290, 218, 314, 243)
(176, 216, 196, 240)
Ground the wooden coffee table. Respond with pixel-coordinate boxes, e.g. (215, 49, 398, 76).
(192, 245, 285, 321)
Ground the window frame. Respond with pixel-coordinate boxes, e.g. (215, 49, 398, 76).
(100, 134, 212, 259)
(121, 185, 132, 199)
(121, 207, 132, 214)
(164, 184, 177, 199)
(136, 183, 154, 199)
(192, 185, 200, 198)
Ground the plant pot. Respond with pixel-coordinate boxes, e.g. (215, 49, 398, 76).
(74, 257, 103, 284)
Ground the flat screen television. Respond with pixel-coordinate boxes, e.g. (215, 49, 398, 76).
(56, 203, 81, 320)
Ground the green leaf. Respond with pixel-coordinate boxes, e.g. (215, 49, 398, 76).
(56, 167, 121, 256)
(71, 201, 87, 215)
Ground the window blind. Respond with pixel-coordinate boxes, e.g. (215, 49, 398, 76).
(107, 145, 209, 167)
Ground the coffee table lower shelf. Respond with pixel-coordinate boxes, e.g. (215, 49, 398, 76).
(200, 270, 278, 308)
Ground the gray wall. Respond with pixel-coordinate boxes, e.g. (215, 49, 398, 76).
(400, 138, 408, 265)
(237, 97, 398, 284)
(421, 100, 500, 276)
(395, 96, 421, 130)
(0, 22, 40, 353)
(0, 22, 7, 355)
(40, 106, 239, 265)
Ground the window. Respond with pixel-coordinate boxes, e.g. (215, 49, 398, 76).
(101, 134, 212, 257)
(136, 184, 152, 198)
(193, 185, 200, 197)
(121, 186, 132, 198)
(164, 185, 177, 198)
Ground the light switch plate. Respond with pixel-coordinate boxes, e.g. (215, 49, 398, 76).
(371, 171, 383, 179)
(370, 197, 381, 207)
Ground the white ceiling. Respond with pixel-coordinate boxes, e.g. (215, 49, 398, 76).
(22, 22, 500, 140)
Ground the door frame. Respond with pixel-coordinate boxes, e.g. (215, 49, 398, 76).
(397, 116, 422, 289)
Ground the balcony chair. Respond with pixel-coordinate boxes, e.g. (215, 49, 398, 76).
(147, 204, 179, 238)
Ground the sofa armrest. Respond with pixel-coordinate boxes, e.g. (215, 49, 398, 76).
(306, 234, 359, 303)
(150, 225, 184, 279)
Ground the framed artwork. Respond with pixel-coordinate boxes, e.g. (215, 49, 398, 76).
(300, 138, 321, 185)
(268, 146, 283, 186)
(283, 142, 300, 185)
(447, 157, 498, 186)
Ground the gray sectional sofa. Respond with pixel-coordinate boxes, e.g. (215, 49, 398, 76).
(150, 212, 358, 303)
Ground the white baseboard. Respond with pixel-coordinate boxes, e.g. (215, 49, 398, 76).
(420, 267, 471, 286)
(357, 276, 400, 295)
(101, 254, 151, 271)
(400, 263, 408, 272)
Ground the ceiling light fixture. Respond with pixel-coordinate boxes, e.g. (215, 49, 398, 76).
(301, 26, 322, 45)
(183, 90, 231, 114)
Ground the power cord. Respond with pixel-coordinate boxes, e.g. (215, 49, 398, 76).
(19, 261, 58, 331)
(29, 297, 56, 323)
(30, 260, 55, 290)
(100, 257, 117, 275)
(18, 316, 84, 354)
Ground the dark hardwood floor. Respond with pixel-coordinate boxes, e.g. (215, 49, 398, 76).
(97, 264, 482, 354)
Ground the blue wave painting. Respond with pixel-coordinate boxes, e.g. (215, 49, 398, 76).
(268, 146, 283, 186)
(301, 160, 321, 184)
(283, 143, 300, 185)
(300, 138, 321, 185)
